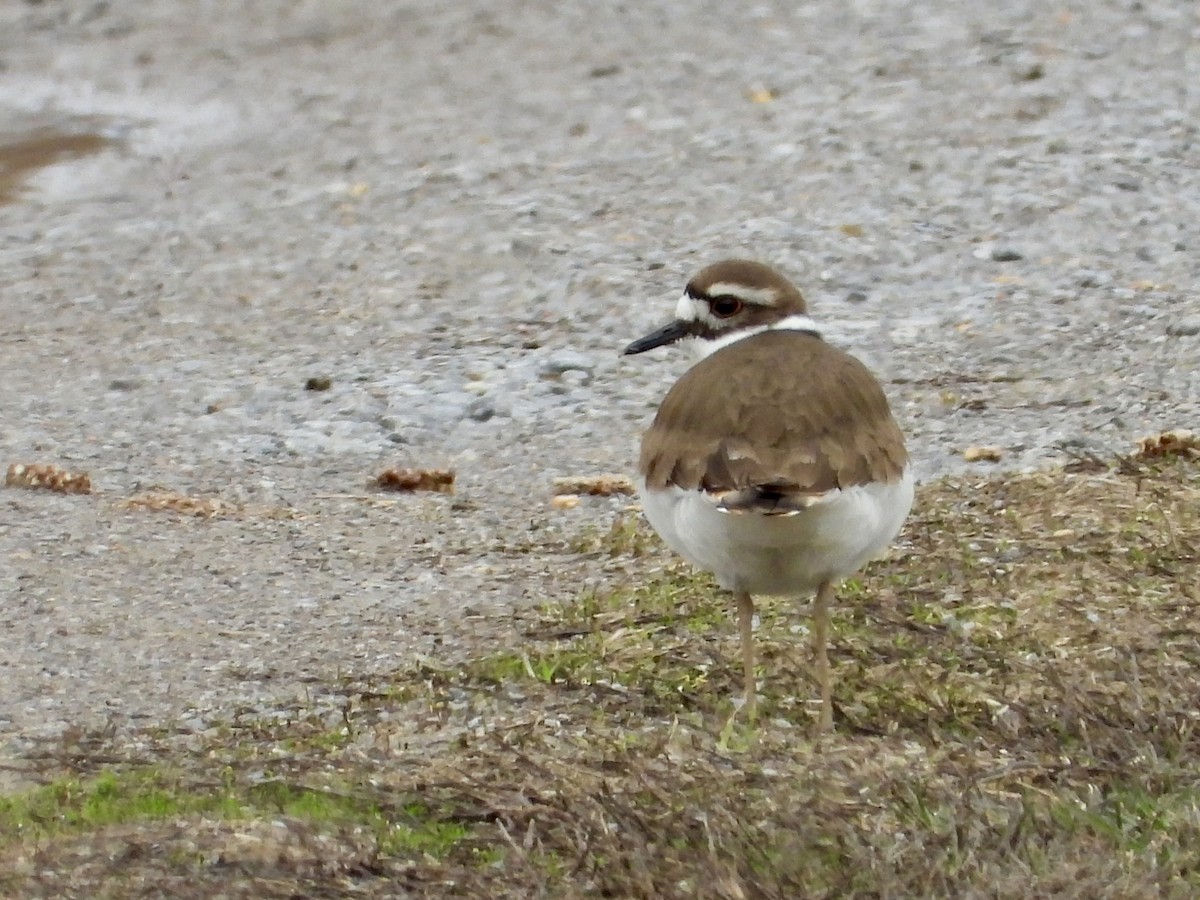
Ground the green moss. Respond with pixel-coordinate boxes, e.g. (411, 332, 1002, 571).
(0, 769, 471, 862)
(381, 804, 472, 857)
(0, 772, 222, 840)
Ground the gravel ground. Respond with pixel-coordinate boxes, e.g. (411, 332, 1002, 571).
(1, 0, 1198, 769)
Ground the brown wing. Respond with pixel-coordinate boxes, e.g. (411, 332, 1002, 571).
(639, 331, 908, 500)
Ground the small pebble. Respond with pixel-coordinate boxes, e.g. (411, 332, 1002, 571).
(542, 351, 595, 377)
(465, 398, 497, 422)
(1166, 317, 1200, 337)
(1015, 61, 1044, 81)
(561, 369, 591, 388)
(511, 237, 540, 256)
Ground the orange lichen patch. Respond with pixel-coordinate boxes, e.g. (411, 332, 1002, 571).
(4, 463, 92, 494)
(374, 468, 455, 493)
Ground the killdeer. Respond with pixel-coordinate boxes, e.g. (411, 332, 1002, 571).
(623, 259, 913, 729)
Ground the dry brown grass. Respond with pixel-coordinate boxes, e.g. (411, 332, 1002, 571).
(2, 458, 1199, 898)
(118, 490, 241, 518)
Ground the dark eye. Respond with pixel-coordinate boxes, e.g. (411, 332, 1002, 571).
(710, 296, 743, 318)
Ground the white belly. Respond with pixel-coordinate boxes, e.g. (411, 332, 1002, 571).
(638, 469, 914, 596)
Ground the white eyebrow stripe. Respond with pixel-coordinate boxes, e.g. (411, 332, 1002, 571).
(703, 283, 780, 306)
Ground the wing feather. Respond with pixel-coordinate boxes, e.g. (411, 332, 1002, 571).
(638, 331, 907, 504)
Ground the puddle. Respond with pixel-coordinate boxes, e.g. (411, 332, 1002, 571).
(0, 128, 116, 205)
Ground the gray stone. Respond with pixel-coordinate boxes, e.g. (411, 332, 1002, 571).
(541, 351, 595, 377)
(1167, 317, 1200, 337)
(465, 397, 498, 422)
(561, 369, 592, 387)
(1078, 271, 1111, 288)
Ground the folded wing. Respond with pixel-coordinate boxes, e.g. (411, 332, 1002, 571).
(638, 331, 907, 513)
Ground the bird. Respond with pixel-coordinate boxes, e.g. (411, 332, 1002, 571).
(623, 259, 913, 730)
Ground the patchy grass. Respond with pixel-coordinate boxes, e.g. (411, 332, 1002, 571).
(0, 767, 473, 869)
(2, 458, 1199, 898)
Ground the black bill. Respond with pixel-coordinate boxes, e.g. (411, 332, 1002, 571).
(622, 319, 693, 355)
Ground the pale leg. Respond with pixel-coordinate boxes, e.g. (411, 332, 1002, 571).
(813, 580, 834, 731)
(735, 590, 756, 720)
